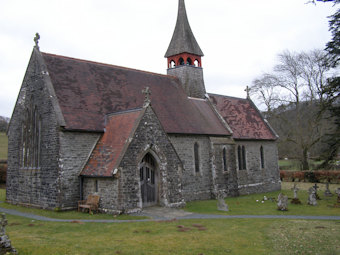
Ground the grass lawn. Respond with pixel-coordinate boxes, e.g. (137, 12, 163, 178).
(185, 182, 340, 216)
(0, 132, 8, 160)
(0, 189, 146, 221)
(279, 159, 324, 170)
(1, 185, 340, 254)
(4, 215, 340, 255)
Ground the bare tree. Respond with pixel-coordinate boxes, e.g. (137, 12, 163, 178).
(251, 50, 331, 170)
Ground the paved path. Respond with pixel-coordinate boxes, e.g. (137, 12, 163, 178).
(0, 206, 339, 223)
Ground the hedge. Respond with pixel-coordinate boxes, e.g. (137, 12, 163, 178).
(280, 170, 340, 183)
(0, 160, 7, 183)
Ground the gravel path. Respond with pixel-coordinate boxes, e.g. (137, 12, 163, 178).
(1, 206, 339, 223)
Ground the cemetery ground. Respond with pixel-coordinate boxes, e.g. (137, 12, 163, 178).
(1, 184, 340, 254)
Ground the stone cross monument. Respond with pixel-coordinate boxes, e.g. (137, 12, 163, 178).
(0, 213, 18, 254)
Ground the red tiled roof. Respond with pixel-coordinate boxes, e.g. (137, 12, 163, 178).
(81, 109, 143, 177)
(42, 52, 230, 136)
(209, 94, 277, 140)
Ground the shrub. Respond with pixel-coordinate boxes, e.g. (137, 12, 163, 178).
(0, 160, 7, 183)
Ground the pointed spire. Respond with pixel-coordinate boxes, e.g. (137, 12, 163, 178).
(165, 0, 204, 58)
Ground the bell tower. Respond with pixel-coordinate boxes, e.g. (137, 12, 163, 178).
(165, 0, 206, 99)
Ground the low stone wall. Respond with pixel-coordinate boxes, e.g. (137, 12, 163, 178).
(0, 160, 7, 184)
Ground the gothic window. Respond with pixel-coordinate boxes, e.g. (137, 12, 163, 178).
(237, 145, 246, 170)
(179, 57, 185, 66)
(260, 146, 265, 169)
(242, 146, 247, 170)
(223, 147, 227, 171)
(194, 142, 200, 173)
(21, 106, 41, 168)
(187, 58, 192, 65)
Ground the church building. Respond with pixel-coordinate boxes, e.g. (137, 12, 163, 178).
(6, 0, 280, 214)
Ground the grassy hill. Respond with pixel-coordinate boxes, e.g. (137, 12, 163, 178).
(0, 132, 8, 160)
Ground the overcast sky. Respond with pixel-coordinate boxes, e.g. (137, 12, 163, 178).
(0, 0, 336, 118)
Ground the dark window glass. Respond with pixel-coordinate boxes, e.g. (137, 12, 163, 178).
(260, 146, 265, 169)
(194, 142, 200, 173)
(223, 147, 227, 171)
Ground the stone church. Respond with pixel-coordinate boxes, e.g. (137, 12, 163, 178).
(6, 0, 280, 214)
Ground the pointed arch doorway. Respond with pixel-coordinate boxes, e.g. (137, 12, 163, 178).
(139, 153, 158, 207)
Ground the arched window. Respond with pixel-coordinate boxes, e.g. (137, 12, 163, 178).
(194, 59, 199, 67)
(223, 147, 227, 171)
(242, 146, 247, 170)
(170, 60, 176, 68)
(179, 58, 185, 66)
(260, 146, 264, 169)
(237, 145, 247, 170)
(22, 106, 41, 168)
(237, 146, 242, 170)
(194, 142, 200, 173)
(187, 58, 192, 65)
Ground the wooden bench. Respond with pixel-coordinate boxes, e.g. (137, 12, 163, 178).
(78, 194, 100, 214)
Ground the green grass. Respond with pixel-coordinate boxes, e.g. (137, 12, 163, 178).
(279, 159, 324, 170)
(0, 132, 8, 160)
(185, 183, 340, 216)
(1, 186, 340, 254)
(0, 189, 146, 221)
(3, 215, 340, 255)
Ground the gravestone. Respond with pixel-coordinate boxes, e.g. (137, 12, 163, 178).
(307, 187, 317, 206)
(313, 183, 321, 200)
(336, 188, 340, 204)
(291, 183, 301, 204)
(0, 213, 18, 255)
(216, 192, 229, 212)
(324, 182, 333, 197)
(277, 193, 288, 211)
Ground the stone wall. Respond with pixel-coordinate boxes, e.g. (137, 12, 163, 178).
(59, 131, 100, 209)
(167, 66, 206, 99)
(7, 50, 61, 209)
(235, 140, 281, 195)
(209, 137, 239, 197)
(169, 134, 213, 201)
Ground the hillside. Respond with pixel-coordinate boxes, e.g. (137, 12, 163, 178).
(0, 132, 8, 160)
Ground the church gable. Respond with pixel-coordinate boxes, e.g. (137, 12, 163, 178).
(81, 106, 185, 212)
(6, 49, 65, 209)
(81, 108, 144, 177)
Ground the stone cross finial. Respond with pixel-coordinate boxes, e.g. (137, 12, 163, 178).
(142, 87, 151, 107)
(34, 33, 40, 50)
(245, 86, 251, 99)
(0, 213, 8, 235)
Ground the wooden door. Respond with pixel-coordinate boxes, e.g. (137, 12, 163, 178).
(139, 154, 157, 206)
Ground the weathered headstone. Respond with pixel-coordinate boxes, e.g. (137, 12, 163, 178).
(216, 192, 229, 212)
(291, 183, 301, 204)
(307, 187, 317, 206)
(324, 182, 333, 197)
(0, 213, 18, 255)
(277, 193, 288, 211)
(313, 183, 321, 200)
(336, 188, 340, 204)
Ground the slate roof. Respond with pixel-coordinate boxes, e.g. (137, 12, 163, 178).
(164, 0, 204, 57)
(209, 94, 277, 140)
(42, 52, 229, 136)
(81, 108, 143, 177)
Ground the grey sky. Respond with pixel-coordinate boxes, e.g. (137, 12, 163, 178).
(0, 0, 335, 118)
